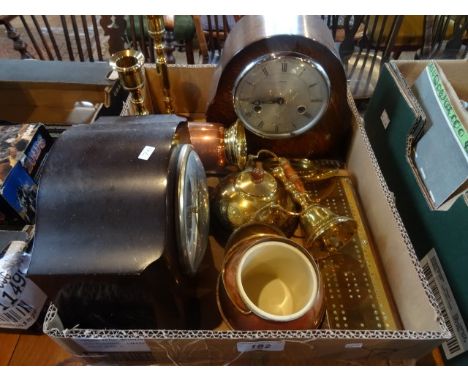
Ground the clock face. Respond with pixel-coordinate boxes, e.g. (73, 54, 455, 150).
(233, 52, 331, 139)
(175, 145, 209, 275)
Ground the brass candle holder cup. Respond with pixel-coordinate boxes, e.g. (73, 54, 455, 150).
(217, 223, 325, 330)
(109, 49, 149, 116)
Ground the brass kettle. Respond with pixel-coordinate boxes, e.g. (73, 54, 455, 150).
(213, 157, 297, 235)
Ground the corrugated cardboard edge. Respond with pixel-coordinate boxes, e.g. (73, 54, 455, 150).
(44, 90, 450, 344)
(44, 301, 447, 341)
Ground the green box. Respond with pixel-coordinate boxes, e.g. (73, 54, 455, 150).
(364, 60, 468, 365)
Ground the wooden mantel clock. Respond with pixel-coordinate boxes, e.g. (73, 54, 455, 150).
(206, 15, 352, 159)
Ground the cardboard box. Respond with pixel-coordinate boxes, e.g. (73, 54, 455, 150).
(43, 64, 449, 365)
(363, 60, 468, 365)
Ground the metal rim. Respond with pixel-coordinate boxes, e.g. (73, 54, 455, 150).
(109, 49, 145, 74)
(233, 51, 331, 139)
(175, 144, 209, 275)
(235, 238, 321, 322)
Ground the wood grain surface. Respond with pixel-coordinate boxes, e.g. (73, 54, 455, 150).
(0, 333, 19, 365)
(6, 334, 72, 366)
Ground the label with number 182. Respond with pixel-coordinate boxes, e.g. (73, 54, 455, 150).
(236, 341, 285, 353)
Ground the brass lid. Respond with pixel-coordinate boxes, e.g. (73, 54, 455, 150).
(235, 169, 277, 198)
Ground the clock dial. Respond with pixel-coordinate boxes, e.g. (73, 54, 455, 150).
(233, 53, 330, 139)
(175, 145, 209, 275)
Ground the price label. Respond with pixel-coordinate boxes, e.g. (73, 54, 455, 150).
(0, 241, 47, 329)
(237, 341, 285, 353)
(380, 109, 391, 129)
(74, 338, 150, 353)
(138, 146, 156, 160)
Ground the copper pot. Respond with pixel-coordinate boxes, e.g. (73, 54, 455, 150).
(175, 120, 247, 174)
(217, 223, 325, 330)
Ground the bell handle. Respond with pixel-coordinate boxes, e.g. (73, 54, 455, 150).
(250, 202, 302, 220)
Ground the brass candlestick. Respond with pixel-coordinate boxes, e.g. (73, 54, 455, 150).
(109, 49, 149, 116)
(271, 157, 357, 253)
(147, 15, 175, 114)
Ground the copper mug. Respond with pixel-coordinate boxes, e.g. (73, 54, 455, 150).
(183, 120, 247, 174)
(217, 223, 325, 330)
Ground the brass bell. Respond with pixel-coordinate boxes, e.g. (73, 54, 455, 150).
(271, 157, 357, 254)
(300, 204, 357, 252)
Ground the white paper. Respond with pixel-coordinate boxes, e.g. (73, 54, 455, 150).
(74, 338, 151, 353)
(0, 241, 47, 329)
(138, 146, 156, 160)
(237, 341, 285, 352)
(380, 109, 390, 129)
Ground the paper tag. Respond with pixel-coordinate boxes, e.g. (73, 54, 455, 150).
(108, 70, 119, 80)
(421, 249, 468, 360)
(138, 146, 156, 160)
(380, 109, 391, 129)
(74, 338, 151, 353)
(345, 343, 363, 349)
(0, 241, 47, 329)
(237, 341, 285, 353)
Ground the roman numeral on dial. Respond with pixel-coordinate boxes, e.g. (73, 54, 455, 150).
(281, 62, 287, 72)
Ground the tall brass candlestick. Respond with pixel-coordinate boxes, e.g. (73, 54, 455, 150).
(109, 49, 149, 116)
(147, 15, 175, 114)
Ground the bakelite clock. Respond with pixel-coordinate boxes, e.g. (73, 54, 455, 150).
(206, 15, 352, 159)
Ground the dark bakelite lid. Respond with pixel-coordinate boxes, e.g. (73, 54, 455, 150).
(29, 119, 179, 276)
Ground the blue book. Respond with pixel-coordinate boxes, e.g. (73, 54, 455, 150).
(412, 62, 468, 210)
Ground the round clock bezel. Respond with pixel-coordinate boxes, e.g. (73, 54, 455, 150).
(232, 51, 331, 139)
(175, 144, 209, 276)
